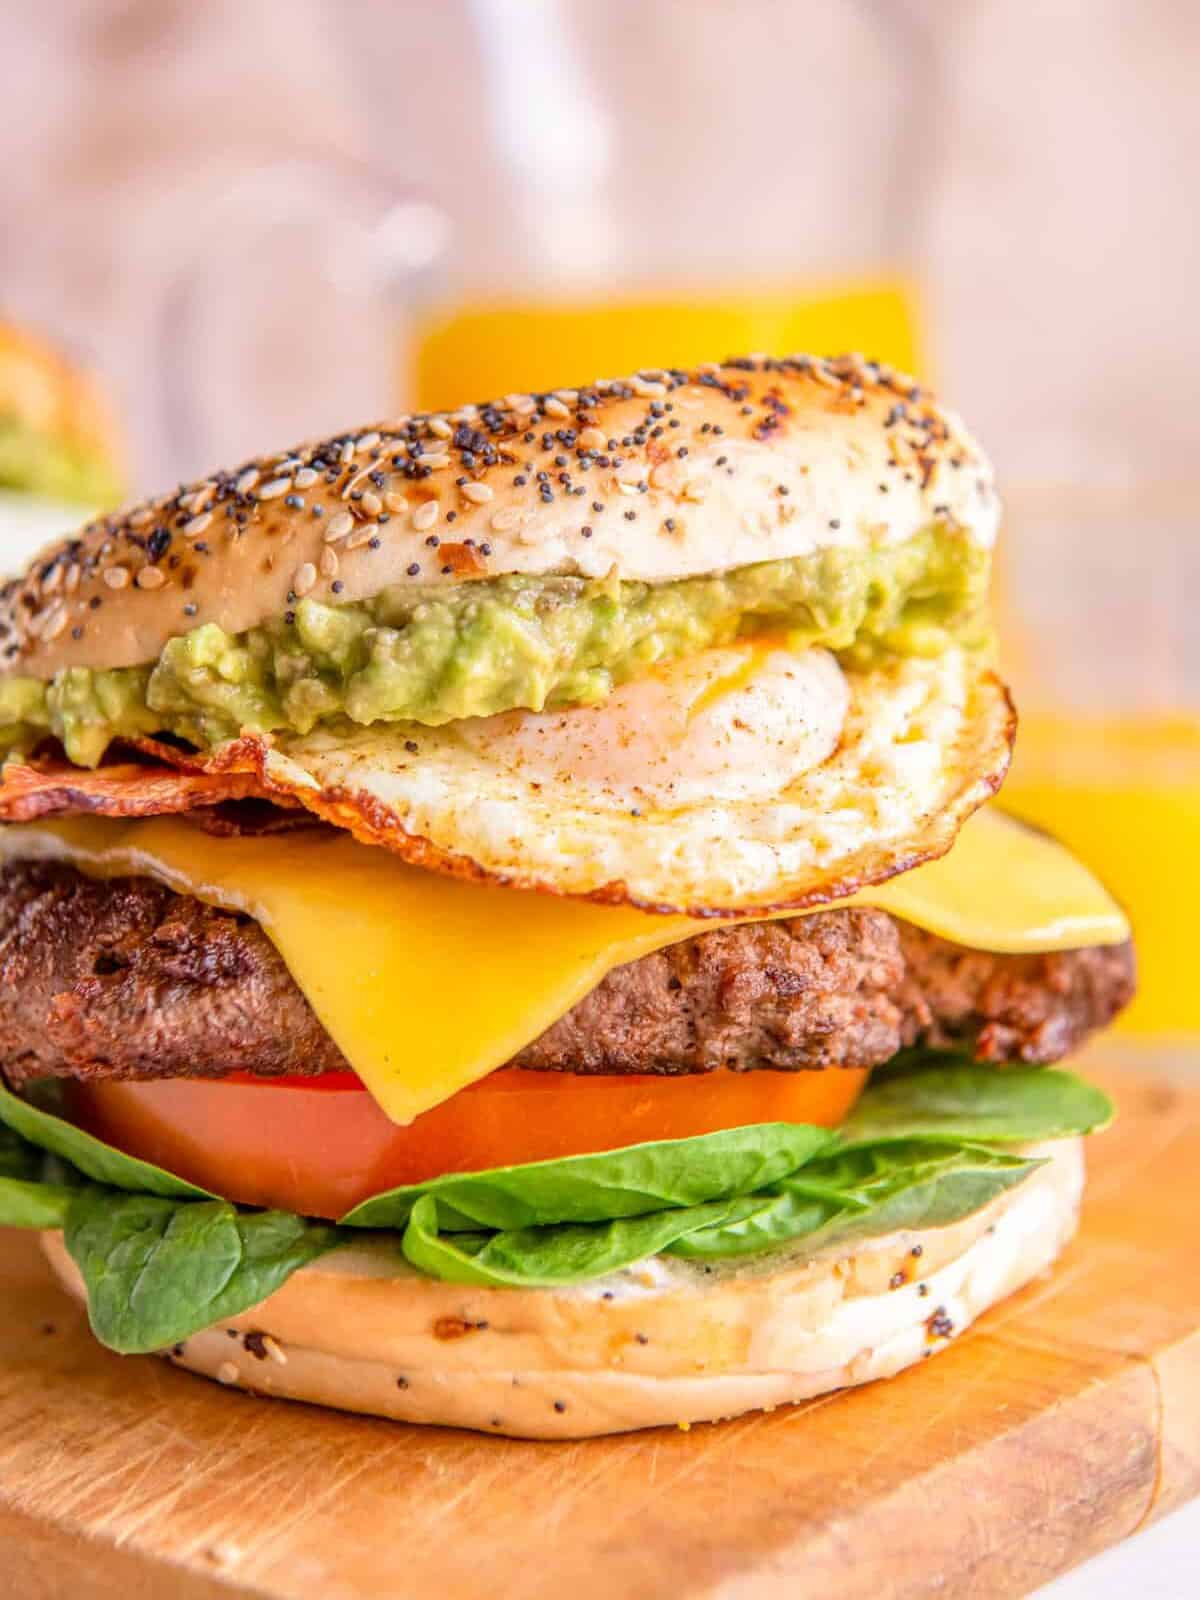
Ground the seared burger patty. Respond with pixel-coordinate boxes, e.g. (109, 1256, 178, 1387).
(0, 860, 1134, 1092)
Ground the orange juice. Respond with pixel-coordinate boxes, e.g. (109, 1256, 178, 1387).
(1003, 714, 1200, 1035)
(411, 282, 922, 412)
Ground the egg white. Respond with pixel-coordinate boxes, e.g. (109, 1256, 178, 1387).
(260, 644, 1013, 914)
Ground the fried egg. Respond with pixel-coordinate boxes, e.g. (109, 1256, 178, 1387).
(252, 643, 1015, 915)
(455, 642, 849, 811)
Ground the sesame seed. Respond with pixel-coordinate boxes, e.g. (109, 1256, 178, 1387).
(357, 432, 380, 453)
(136, 565, 166, 590)
(235, 468, 260, 496)
(413, 501, 439, 531)
(427, 416, 452, 439)
(294, 467, 318, 489)
(384, 491, 409, 514)
(128, 506, 154, 529)
(489, 507, 522, 532)
(578, 426, 606, 451)
(40, 605, 67, 641)
(319, 548, 339, 579)
(324, 511, 355, 543)
(420, 452, 450, 470)
(262, 1334, 288, 1366)
(360, 490, 383, 517)
(461, 482, 493, 504)
(216, 1362, 240, 1386)
(339, 440, 355, 466)
(543, 396, 569, 418)
(183, 512, 213, 539)
(344, 523, 379, 550)
(258, 477, 292, 501)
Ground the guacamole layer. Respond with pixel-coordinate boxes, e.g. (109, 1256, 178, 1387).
(0, 525, 988, 767)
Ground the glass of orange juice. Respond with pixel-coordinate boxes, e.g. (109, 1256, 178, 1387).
(410, 284, 922, 416)
(998, 490, 1200, 1035)
(404, 0, 933, 410)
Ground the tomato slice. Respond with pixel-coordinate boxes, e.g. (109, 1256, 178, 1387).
(67, 1066, 869, 1220)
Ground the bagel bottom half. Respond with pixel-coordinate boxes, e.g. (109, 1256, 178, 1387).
(40, 1140, 1082, 1440)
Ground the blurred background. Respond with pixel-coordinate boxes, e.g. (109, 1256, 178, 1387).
(1, 0, 1197, 1031)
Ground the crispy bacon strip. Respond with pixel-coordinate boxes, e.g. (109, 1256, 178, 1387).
(0, 758, 280, 823)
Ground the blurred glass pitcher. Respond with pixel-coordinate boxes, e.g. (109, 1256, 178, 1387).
(156, 156, 448, 484)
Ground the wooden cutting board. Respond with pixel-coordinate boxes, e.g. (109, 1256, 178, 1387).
(1, 1054, 1197, 1600)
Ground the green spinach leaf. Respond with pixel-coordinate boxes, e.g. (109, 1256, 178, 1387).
(0, 1122, 77, 1228)
(345, 1121, 836, 1231)
(64, 1188, 341, 1354)
(839, 1063, 1112, 1147)
(401, 1192, 748, 1287)
(669, 1140, 1043, 1260)
(0, 1083, 213, 1199)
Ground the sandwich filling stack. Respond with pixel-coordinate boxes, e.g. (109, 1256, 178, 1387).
(0, 356, 1132, 1437)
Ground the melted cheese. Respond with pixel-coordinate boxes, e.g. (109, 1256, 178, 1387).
(0, 810, 1129, 1125)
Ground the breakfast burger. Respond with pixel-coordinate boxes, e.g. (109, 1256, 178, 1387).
(0, 356, 1133, 1438)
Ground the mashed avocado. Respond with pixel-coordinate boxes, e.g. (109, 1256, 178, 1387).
(0, 414, 121, 507)
(0, 525, 988, 767)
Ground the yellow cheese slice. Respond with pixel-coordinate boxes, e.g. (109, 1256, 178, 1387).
(0, 810, 1129, 1125)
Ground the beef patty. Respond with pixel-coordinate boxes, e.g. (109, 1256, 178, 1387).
(0, 859, 1135, 1092)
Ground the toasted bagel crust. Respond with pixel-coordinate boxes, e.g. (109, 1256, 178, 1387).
(41, 1139, 1082, 1438)
(1, 355, 997, 678)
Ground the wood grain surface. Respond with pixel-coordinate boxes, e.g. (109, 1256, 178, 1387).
(0, 1055, 1197, 1600)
